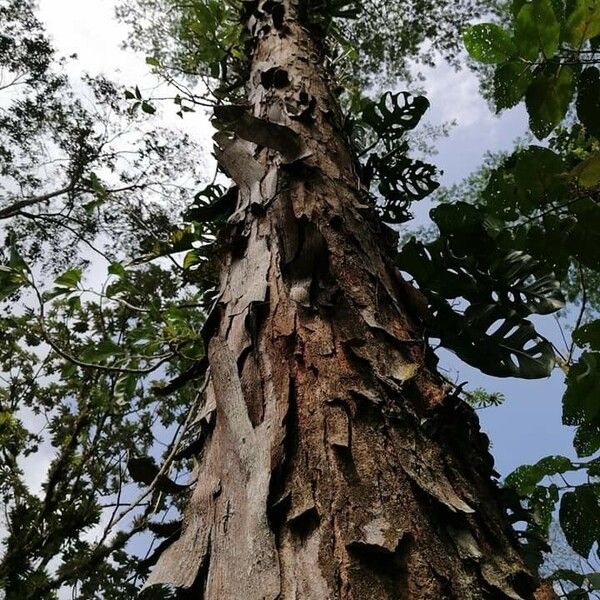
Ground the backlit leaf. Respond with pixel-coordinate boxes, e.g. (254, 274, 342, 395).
(565, 0, 600, 46)
(526, 66, 575, 139)
(569, 152, 600, 188)
(463, 23, 516, 64)
(515, 0, 561, 59)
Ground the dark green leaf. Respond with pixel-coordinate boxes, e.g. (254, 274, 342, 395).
(574, 320, 600, 350)
(483, 146, 567, 219)
(108, 262, 127, 280)
(361, 92, 430, 140)
(127, 456, 159, 485)
(0, 249, 29, 300)
(573, 418, 600, 457)
(526, 66, 575, 139)
(494, 61, 534, 110)
(398, 229, 560, 378)
(559, 484, 600, 557)
(577, 67, 600, 138)
(80, 339, 122, 364)
(588, 573, 600, 589)
(370, 154, 439, 223)
(563, 352, 600, 425)
(550, 569, 586, 587)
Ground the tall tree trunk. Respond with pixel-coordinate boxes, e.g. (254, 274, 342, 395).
(147, 2, 550, 598)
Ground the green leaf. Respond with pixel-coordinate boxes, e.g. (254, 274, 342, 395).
(565, 0, 600, 46)
(573, 418, 600, 457)
(588, 573, 600, 589)
(577, 67, 600, 138)
(563, 352, 600, 425)
(141, 101, 156, 115)
(493, 62, 533, 110)
(0, 247, 29, 300)
(114, 372, 138, 405)
(127, 456, 159, 485)
(515, 0, 561, 59)
(108, 262, 127, 280)
(54, 268, 82, 290)
(566, 198, 600, 270)
(463, 23, 516, 64)
(182, 250, 200, 270)
(370, 154, 439, 223)
(145, 56, 160, 67)
(415, 206, 564, 315)
(80, 339, 122, 364)
(483, 146, 568, 219)
(512, 0, 529, 16)
(127, 456, 187, 494)
(550, 569, 586, 587)
(506, 455, 575, 495)
(526, 66, 575, 139)
(361, 91, 430, 140)
(574, 320, 600, 350)
(515, 0, 560, 60)
(398, 241, 560, 378)
(569, 152, 600, 188)
(559, 484, 600, 557)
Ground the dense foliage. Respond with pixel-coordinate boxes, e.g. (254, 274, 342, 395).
(456, 2, 600, 594)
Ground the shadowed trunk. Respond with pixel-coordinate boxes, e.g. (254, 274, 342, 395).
(146, 1, 553, 598)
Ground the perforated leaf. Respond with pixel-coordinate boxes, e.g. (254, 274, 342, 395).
(506, 455, 575, 495)
(361, 92, 430, 141)
(398, 204, 562, 378)
(559, 484, 600, 557)
(436, 303, 556, 378)
(463, 23, 516, 64)
(370, 153, 439, 223)
(526, 66, 575, 139)
(494, 61, 533, 111)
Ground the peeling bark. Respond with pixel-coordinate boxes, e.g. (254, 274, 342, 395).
(147, 1, 554, 598)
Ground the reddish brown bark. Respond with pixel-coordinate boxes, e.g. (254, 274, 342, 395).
(147, 1, 552, 598)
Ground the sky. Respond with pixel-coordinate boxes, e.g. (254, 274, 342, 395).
(33, 0, 575, 494)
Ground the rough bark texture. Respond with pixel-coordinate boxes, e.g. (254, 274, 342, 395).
(147, 2, 550, 598)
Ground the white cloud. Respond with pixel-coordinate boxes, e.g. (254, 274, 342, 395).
(415, 58, 529, 184)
